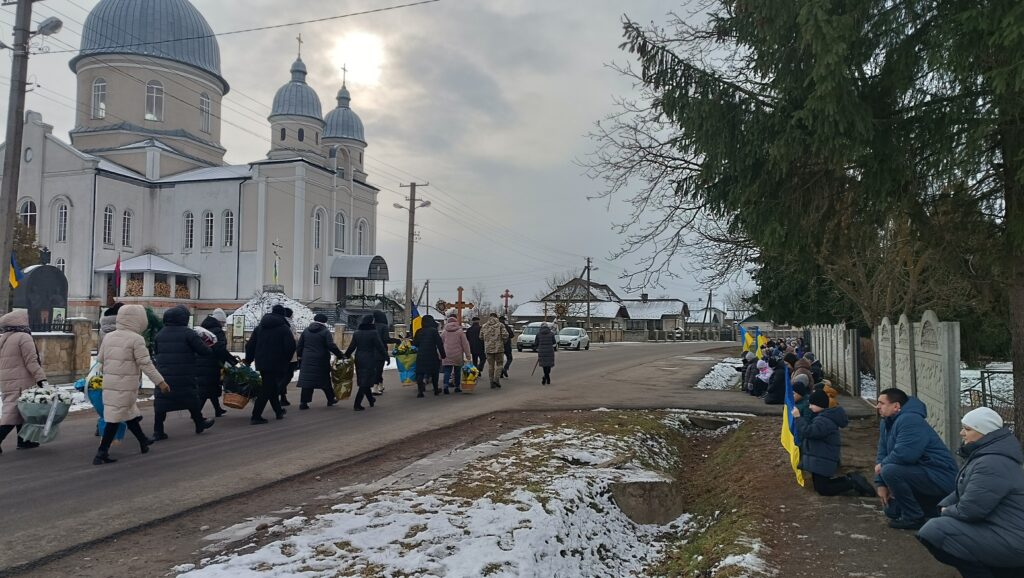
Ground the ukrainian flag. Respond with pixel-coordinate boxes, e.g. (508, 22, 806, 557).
(780, 365, 805, 486)
(8, 253, 24, 289)
(410, 303, 422, 336)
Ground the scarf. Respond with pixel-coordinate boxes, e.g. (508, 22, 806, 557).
(1, 325, 31, 335)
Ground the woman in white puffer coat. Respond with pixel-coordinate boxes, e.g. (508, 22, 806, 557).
(0, 309, 47, 454)
(94, 304, 168, 465)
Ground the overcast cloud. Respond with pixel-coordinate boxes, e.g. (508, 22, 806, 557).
(0, 0, 735, 312)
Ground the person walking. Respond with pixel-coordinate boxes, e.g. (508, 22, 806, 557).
(499, 315, 515, 378)
(277, 307, 299, 407)
(466, 316, 485, 376)
(0, 309, 47, 454)
(371, 310, 399, 396)
(345, 315, 388, 411)
(94, 305, 169, 464)
(412, 315, 445, 397)
(196, 308, 237, 417)
(296, 314, 344, 409)
(916, 407, 1024, 578)
(480, 313, 509, 389)
(440, 315, 471, 394)
(536, 323, 556, 385)
(244, 305, 295, 424)
(151, 306, 215, 441)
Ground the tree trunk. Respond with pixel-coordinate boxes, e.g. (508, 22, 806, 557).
(999, 104, 1024, 443)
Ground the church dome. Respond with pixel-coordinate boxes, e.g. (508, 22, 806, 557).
(324, 85, 366, 144)
(70, 0, 228, 93)
(270, 58, 324, 122)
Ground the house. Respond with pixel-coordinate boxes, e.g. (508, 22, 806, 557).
(510, 300, 629, 329)
(621, 298, 688, 331)
(687, 307, 727, 327)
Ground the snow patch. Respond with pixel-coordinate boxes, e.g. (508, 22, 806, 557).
(695, 357, 743, 390)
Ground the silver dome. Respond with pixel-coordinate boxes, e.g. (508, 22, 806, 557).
(323, 85, 365, 144)
(70, 0, 228, 93)
(270, 57, 324, 122)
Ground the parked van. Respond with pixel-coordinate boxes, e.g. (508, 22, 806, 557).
(516, 322, 559, 352)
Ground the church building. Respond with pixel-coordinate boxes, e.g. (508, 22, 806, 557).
(0, 0, 389, 321)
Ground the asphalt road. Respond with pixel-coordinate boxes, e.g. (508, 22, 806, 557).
(0, 341, 871, 572)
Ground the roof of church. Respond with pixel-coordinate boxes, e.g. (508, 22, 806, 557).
(270, 57, 324, 122)
(70, 0, 228, 93)
(324, 85, 366, 144)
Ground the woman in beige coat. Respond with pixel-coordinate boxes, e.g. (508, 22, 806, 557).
(95, 304, 168, 465)
(0, 309, 47, 454)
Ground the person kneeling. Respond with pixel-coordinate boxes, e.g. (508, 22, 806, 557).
(916, 408, 1024, 578)
(794, 390, 875, 497)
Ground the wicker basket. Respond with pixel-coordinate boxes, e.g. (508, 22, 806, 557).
(222, 392, 251, 409)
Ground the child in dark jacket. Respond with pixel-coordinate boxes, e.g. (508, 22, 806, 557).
(794, 391, 874, 497)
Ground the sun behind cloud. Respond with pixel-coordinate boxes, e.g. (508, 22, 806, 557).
(330, 31, 386, 87)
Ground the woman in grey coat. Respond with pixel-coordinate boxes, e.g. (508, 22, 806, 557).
(535, 324, 556, 385)
(917, 407, 1024, 578)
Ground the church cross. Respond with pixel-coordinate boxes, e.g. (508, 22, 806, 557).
(341, 63, 348, 86)
(436, 286, 475, 325)
(500, 289, 514, 318)
(296, 33, 303, 57)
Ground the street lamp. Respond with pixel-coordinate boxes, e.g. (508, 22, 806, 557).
(34, 17, 63, 37)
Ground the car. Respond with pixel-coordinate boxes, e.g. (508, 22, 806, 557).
(557, 327, 590, 350)
(516, 322, 559, 352)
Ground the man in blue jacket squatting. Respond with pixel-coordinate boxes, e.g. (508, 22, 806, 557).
(874, 388, 959, 530)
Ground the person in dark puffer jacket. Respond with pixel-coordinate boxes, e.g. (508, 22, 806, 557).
(371, 310, 399, 395)
(195, 309, 237, 417)
(917, 408, 1024, 578)
(535, 324, 556, 385)
(244, 305, 296, 424)
(345, 315, 387, 411)
(297, 314, 344, 409)
(152, 306, 213, 440)
(412, 315, 446, 397)
(794, 390, 874, 497)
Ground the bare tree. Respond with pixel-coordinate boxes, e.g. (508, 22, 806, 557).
(469, 283, 495, 317)
(532, 270, 581, 301)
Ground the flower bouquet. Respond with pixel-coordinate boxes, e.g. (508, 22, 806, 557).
(461, 362, 480, 393)
(223, 365, 261, 408)
(331, 357, 354, 400)
(392, 340, 418, 386)
(17, 386, 73, 444)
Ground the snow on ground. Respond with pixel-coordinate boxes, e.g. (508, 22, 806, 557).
(961, 362, 1013, 401)
(859, 373, 877, 402)
(695, 357, 743, 390)
(179, 411, 766, 578)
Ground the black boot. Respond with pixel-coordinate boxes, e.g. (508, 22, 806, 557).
(93, 451, 117, 465)
(196, 419, 215, 434)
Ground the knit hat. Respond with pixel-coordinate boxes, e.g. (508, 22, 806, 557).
(793, 373, 810, 387)
(313, 313, 328, 323)
(961, 407, 1003, 435)
(211, 308, 227, 324)
(803, 352, 816, 362)
(744, 351, 755, 362)
(756, 360, 768, 370)
(792, 380, 809, 397)
(809, 390, 831, 410)
(271, 305, 287, 316)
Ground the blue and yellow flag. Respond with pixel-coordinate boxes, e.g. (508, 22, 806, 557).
(780, 365, 805, 486)
(410, 303, 422, 336)
(8, 252, 24, 289)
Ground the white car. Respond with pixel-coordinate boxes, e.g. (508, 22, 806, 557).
(557, 327, 590, 350)
(517, 322, 559, 352)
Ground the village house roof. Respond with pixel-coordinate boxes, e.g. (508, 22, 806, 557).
(511, 300, 628, 319)
(620, 299, 687, 320)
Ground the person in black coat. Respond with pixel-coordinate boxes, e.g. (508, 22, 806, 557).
(345, 315, 387, 411)
(764, 355, 794, 405)
(535, 323, 556, 384)
(152, 306, 214, 440)
(371, 310, 399, 394)
(244, 305, 296, 424)
(412, 315, 445, 397)
(195, 309, 237, 417)
(499, 315, 514, 378)
(466, 317, 485, 374)
(297, 314, 344, 409)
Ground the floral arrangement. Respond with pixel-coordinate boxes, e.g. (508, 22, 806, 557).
(223, 365, 262, 394)
(19, 386, 74, 405)
(88, 375, 103, 390)
(393, 341, 418, 356)
(461, 364, 480, 380)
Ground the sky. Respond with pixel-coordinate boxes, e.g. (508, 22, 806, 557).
(0, 0, 741, 313)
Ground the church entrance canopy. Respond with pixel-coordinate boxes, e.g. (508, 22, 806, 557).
(329, 255, 389, 280)
(95, 254, 199, 276)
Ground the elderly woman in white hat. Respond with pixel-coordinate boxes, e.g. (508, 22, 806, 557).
(916, 407, 1024, 578)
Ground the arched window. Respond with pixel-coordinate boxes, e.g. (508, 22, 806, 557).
(202, 211, 215, 248)
(298, 128, 305, 142)
(334, 211, 346, 251)
(55, 203, 68, 243)
(223, 210, 234, 247)
(313, 209, 323, 249)
(199, 93, 211, 133)
(55, 258, 66, 273)
(92, 78, 107, 119)
(121, 210, 133, 247)
(183, 211, 194, 250)
(356, 219, 367, 255)
(313, 264, 321, 286)
(280, 127, 286, 141)
(102, 206, 114, 245)
(19, 200, 36, 229)
(145, 81, 164, 121)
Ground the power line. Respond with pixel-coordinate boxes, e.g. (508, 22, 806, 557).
(39, 0, 442, 55)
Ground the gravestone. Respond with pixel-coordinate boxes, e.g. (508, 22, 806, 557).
(12, 264, 69, 331)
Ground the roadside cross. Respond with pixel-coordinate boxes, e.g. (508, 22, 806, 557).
(500, 289, 514, 318)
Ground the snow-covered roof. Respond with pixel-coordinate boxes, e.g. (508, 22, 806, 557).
(95, 254, 199, 276)
(227, 291, 314, 332)
(155, 164, 251, 183)
(329, 255, 389, 280)
(622, 299, 686, 320)
(511, 300, 626, 319)
(687, 307, 726, 324)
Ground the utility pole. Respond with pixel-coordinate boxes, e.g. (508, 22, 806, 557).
(584, 257, 593, 331)
(0, 4, 62, 313)
(395, 183, 429, 317)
